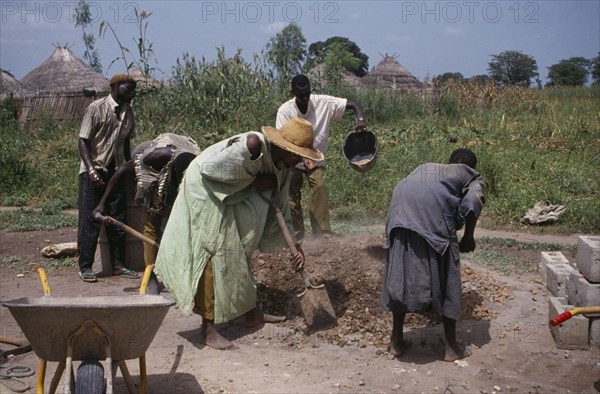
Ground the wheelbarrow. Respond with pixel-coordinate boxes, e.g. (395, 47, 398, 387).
(1, 265, 175, 394)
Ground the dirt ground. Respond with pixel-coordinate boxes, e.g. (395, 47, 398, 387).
(1, 225, 599, 394)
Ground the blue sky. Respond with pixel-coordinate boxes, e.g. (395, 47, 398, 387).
(1, 1, 599, 83)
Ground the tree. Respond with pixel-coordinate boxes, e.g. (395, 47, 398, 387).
(488, 50, 538, 87)
(305, 37, 369, 77)
(323, 42, 360, 88)
(591, 53, 600, 85)
(265, 23, 306, 83)
(547, 57, 591, 86)
(74, 0, 102, 72)
(468, 74, 492, 85)
(433, 72, 464, 85)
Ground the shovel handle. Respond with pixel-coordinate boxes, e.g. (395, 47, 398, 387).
(263, 193, 312, 288)
(95, 213, 160, 248)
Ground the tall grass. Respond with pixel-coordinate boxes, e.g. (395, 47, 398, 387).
(1, 60, 598, 234)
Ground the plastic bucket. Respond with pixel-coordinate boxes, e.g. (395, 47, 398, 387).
(342, 130, 378, 173)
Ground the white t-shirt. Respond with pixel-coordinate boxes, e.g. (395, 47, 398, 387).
(276, 94, 347, 167)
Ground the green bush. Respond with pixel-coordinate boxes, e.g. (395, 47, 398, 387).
(0, 97, 19, 130)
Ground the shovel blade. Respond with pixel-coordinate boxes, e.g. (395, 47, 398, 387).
(297, 287, 337, 332)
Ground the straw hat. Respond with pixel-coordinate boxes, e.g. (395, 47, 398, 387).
(262, 118, 324, 161)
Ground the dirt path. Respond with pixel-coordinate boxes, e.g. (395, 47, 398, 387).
(0, 226, 598, 393)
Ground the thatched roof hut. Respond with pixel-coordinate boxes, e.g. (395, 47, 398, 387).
(362, 54, 422, 92)
(129, 68, 162, 88)
(21, 45, 108, 94)
(1, 69, 31, 99)
(17, 45, 110, 128)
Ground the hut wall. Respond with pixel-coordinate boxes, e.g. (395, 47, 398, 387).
(18, 90, 108, 129)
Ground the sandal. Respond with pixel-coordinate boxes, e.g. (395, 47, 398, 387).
(79, 269, 97, 282)
(113, 267, 140, 279)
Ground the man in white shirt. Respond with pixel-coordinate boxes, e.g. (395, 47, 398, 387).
(276, 75, 367, 241)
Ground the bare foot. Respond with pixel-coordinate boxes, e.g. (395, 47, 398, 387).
(388, 340, 410, 358)
(200, 320, 235, 350)
(244, 307, 286, 327)
(444, 341, 472, 362)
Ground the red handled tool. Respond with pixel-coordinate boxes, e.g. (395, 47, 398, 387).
(549, 306, 600, 326)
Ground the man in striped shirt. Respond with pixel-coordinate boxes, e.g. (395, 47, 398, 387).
(77, 73, 138, 283)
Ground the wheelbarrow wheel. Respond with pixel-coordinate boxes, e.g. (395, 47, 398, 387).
(76, 359, 105, 394)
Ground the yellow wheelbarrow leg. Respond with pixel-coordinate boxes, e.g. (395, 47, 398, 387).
(115, 357, 148, 393)
(48, 361, 65, 394)
(36, 359, 46, 394)
(139, 355, 147, 394)
(118, 360, 137, 394)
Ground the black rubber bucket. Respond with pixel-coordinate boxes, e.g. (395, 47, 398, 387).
(342, 130, 378, 173)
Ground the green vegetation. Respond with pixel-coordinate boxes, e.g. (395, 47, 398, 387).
(470, 249, 535, 275)
(0, 209, 77, 232)
(468, 237, 576, 275)
(477, 237, 576, 253)
(0, 255, 77, 274)
(1, 56, 599, 234)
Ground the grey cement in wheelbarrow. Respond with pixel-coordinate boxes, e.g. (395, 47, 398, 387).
(2, 295, 174, 362)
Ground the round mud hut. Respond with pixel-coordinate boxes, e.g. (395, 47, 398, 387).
(362, 54, 422, 92)
(1, 69, 31, 99)
(21, 45, 108, 94)
(18, 45, 110, 127)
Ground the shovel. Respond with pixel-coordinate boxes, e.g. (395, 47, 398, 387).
(93, 212, 160, 248)
(94, 213, 162, 294)
(263, 194, 337, 332)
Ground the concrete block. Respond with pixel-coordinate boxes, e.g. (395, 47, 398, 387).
(548, 297, 589, 349)
(576, 236, 600, 283)
(590, 318, 600, 348)
(566, 271, 600, 307)
(540, 251, 570, 283)
(546, 263, 576, 297)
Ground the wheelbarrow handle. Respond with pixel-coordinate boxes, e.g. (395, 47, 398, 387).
(34, 266, 52, 296)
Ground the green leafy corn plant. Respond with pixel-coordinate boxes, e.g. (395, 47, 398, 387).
(74, 0, 102, 72)
(99, 6, 159, 79)
(137, 47, 278, 145)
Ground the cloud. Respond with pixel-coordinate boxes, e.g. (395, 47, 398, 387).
(385, 33, 414, 43)
(260, 21, 286, 34)
(444, 26, 464, 37)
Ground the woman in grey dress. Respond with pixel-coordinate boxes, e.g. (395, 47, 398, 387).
(381, 149, 485, 361)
